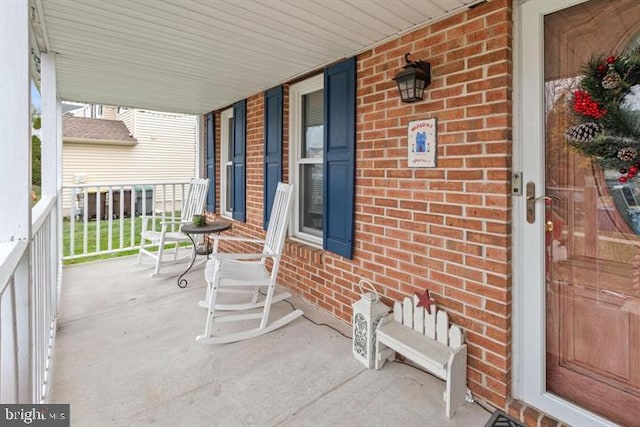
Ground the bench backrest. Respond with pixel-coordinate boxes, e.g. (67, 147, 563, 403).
(392, 295, 464, 349)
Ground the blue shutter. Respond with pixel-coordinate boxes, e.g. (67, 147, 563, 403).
(323, 57, 356, 259)
(232, 100, 246, 222)
(263, 86, 283, 230)
(205, 112, 216, 212)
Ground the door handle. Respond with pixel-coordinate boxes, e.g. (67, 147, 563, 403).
(526, 182, 561, 224)
(526, 182, 537, 223)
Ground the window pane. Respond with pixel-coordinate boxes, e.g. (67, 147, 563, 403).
(226, 117, 234, 162)
(300, 164, 323, 235)
(302, 90, 323, 159)
(225, 165, 233, 212)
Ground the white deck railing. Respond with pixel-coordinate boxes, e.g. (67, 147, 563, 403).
(62, 181, 191, 260)
(0, 194, 61, 403)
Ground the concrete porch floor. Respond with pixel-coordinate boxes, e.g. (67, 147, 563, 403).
(49, 256, 492, 426)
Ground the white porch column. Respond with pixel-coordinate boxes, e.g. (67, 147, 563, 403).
(57, 98, 63, 283)
(41, 53, 61, 334)
(1, 1, 32, 239)
(0, 0, 33, 403)
(57, 100, 63, 192)
(41, 53, 58, 197)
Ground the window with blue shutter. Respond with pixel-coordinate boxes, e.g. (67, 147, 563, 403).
(232, 100, 246, 222)
(205, 112, 216, 212)
(323, 57, 356, 259)
(264, 86, 283, 230)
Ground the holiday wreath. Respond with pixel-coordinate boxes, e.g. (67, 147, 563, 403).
(565, 46, 640, 182)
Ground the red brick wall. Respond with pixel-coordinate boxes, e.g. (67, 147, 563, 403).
(246, 94, 265, 230)
(206, 0, 513, 409)
(508, 399, 566, 427)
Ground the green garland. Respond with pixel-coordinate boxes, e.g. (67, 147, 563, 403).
(565, 46, 640, 181)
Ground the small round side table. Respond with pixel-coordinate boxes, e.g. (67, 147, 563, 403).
(177, 221, 232, 288)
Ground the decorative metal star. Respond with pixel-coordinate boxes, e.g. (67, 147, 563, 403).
(415, 289, 436, 314)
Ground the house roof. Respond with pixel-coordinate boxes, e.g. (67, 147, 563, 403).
(33, 0, 485, 115)
(62, 116, 137, 144)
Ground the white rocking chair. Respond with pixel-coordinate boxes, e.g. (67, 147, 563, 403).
(196, 182, 303, 344)
(137, 178, 209, 277)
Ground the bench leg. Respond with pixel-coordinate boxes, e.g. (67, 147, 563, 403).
(374, 340, 395, 370)
(445, 344, 467, 419)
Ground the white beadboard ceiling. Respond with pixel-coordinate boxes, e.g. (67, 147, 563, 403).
(34, 0, 485, 115)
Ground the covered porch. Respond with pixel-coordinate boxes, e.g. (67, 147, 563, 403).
(50, 257, 490, 426)
(2, 0, 517, 424)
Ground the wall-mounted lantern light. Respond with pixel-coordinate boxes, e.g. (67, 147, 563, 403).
(393, 52, 431, 103)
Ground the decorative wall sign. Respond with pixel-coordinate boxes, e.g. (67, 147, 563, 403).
(408, 118, 437, 168)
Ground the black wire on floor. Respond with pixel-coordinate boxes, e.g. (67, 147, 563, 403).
(282, 297, 352, 339)
(474, 400, 495, 415)
(256, 290, 352, 339)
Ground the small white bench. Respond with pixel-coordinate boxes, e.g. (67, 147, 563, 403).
(375, 295, 467, 419)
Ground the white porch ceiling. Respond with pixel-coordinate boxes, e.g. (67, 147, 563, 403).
(34, 0, 484, 115)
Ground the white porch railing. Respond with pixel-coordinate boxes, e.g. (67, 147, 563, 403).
(0, 194, 61, 403)
(31, 195, 60, 402)
(0, 239, 30, 403)
(62, 181, 192, 260)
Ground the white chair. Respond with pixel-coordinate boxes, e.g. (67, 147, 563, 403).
(197, 182, 303, 344)
(137, 178, 209, 276)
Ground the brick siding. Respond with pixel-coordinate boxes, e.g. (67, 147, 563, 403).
(206, 0, 513, 411)
(507, 399, 567, 427)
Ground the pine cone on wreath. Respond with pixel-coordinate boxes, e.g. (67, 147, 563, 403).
(565, 122, 603, 144)
(617, 147, 638, 162)
(601, 70, 621, 90)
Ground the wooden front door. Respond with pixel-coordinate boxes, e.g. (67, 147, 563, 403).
(541, 1, 640, 425)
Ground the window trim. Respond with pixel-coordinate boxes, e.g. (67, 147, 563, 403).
(289, 74, 324, 247)
(220, 107, 233, 219)
(205, 112, 215, 212)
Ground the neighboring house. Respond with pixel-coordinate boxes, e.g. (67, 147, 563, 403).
(61, 107, 198, 216)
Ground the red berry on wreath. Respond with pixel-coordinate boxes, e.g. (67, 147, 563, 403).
(607, 56, 616, 64)
(630, 166, 639, 174)
(628, 173, 636, 179)
(619, 176, 628, 183)
(598, 64, 606, 73)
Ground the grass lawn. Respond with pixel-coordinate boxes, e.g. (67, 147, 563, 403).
(63, 214, 186, 265)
